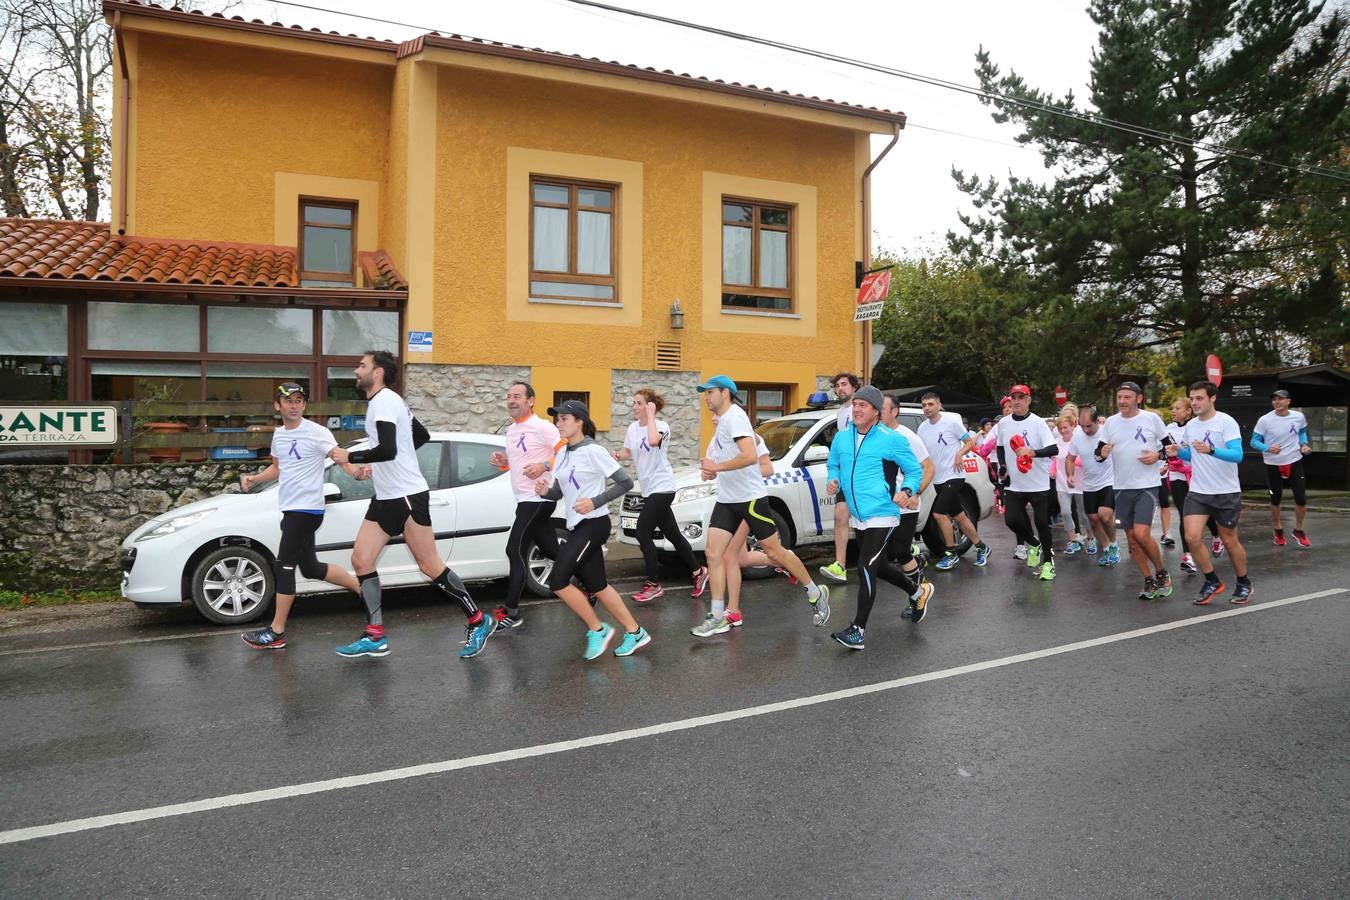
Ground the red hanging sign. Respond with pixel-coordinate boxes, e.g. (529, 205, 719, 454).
(1206, 354, 1223, 387)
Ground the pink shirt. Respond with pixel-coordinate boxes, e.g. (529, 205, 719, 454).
(505, 415, 562, 502)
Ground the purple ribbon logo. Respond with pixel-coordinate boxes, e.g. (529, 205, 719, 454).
(568, 471, 581, 490)
(1288, 423, 1297, 436)
(1133, 426, 1146, 443)
(515, 434, 527, 452)
(640, 437, 651, 452)
(1203, 431, 1214, 447)
(937, 432, 949, 446)
(288, 440, 301, 460)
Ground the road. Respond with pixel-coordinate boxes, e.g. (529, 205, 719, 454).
(1, 512, 1347, 898)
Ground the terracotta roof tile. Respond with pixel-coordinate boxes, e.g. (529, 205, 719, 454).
(358, 250, 408, 290)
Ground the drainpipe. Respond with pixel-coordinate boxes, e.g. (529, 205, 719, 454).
(860, 122, 901, 384)
(114, 12, 130, 235)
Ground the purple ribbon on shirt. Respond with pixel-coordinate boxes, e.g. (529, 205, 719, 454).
(1203, 431, 1214, 447)
(288, 440, 301, 459)
(937, 432, 949, 446)
(515, 434, 527, 452)
(1133, 426, 1145, 443)
(568, 471, 581, 490)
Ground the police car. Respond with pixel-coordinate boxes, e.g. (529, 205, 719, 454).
(617, 404, 995, 567)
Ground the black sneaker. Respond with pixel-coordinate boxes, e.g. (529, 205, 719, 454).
(831, 624, 865, 650)
(242, 626, 286, 650)
(492, 606, 524, 631)
(1230, 582, 1254, 604)
(1161, 535, 1176, 548)
(1138, 577, 1157, 601)
(910, 582, 934, 624)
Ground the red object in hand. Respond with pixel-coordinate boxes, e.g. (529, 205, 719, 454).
(1009, 434, 1034, 473)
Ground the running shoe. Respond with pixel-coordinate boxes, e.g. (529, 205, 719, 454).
(1211, 538, 1225, 557)
(973, 543, 991, 567)
(1155, 572, 1173, 598)
(1013, 544, 1028, 560)
(1064, 540, 1083, 555)
(1179, 553, 1197, 573)
(1038, 561, 1056, 582)
(1086, 537, 1099, 555)
(1272, 529, 1286, 547)
(901, 600, 915, 620)
(773, 566, 799, 586)
(1292, 530, 1311, 548)
(632, 582, 665, 604)
(336, 632, 389, 659)
(1195, 579, 1226, 605)
(583, 623, 616, 660)
(819, 561, 847, 582)
(1138, 577, 1158, 601)
(831, 624, 865, 651)
(725, 610, 744, 627)
(614, 627, 652, 656)
(810, 584, 831, 627)
(690, 566, 710, 598)
(1161, 535, 1176, 548)
(242, 626, 286, 650)
(1230, 582, 1254, 604)
(459, 614, 495, 659)
(690, 614, 731, 637)
(935, 552, 959, 571)
(910, 582, 934, 624)
(1027, 545, 1042, 569)
(492, 607, 524, 630)
(1107, 545, 1122, 566)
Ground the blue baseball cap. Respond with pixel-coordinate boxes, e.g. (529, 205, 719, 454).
(696, 375, 738, 395)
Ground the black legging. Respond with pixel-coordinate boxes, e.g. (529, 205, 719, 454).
(885, 512, 920, 566)
(1266, 460, 1308, 507)
(1169, 479, 1218, 541)
(548, 516, 611, 594)
(1004, 489, 1054, 561)
(635, 491, 699, 581)
(505, 500, 558, 612)
(855, 526, 918, 629)
(275, 511, 327, 594)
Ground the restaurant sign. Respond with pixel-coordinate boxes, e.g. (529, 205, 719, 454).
(0, 405, 119, 446)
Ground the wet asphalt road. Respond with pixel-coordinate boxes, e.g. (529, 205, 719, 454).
(1, 513, 1347, 898)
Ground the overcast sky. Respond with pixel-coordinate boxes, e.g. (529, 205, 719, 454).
(245, 0, 1103, 257)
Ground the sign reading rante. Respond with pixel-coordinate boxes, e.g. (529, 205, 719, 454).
(0, 406, 119, 446)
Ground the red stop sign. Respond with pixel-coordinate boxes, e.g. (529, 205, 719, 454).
(1054, 385, 1068, 406)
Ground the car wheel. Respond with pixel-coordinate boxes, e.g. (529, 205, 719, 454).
(743, 505, 792, 581)
(190, 545, 273, 625)
(523, 526, 569, 598)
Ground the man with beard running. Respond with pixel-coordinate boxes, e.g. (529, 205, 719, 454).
(819, 372, 860, 583)
(1097, 381, 1172, 600)
(329, 351, 496, 659)
(995, 385, 1059, 581)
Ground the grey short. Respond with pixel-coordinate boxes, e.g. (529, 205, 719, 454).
(1115, 487, 1156, 530)
(1184, 491, 1242, 530)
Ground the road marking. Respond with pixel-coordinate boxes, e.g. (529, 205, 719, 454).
(1, 586, 1343, 846)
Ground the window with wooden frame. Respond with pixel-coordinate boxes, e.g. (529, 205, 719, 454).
(551, 390, 591, 411)
(721, 199, 792, 313)
(530, 177, 618, 303)
(741, 383, 790, 424)
(299, 200, 357, 287)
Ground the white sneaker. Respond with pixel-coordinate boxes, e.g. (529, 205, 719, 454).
(810, 584, 831, 627)
(690, 614, 731, 638)
(1211, 538, 1225, 557)
(1013, 543, 1029, 560)
(1179, 553, 1197, 573)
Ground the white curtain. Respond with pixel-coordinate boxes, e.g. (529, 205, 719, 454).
(577, 211, 612, 275)
(88, 302, 198, 352)
(208, 307, 312, 354)
(723, 225, 752, 285)
(0, 302, 66, 355)
(760, 230, 788, 288)
(533, 207, 568, 272)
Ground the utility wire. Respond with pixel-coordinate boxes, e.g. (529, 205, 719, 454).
(563, 0, 1350, 185)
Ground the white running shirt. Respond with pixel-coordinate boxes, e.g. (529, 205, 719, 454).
(365, 388, 428, 500)
(1068, 426, 1114, 492)
(554, 440, 623, 529)
(271, 418, 337, 512)
(1055, 437, 1082, 494)
(1165, 421, 1189, 481)
(1252, 410, 1308, 466)
(624, 419, 676, 496)
(710, 404, 767, 503)
(919, 411, 970, 485)
(996, 414, 1055, 492)
(1102, 410, 1168, 490)
(1183, 412, 1243, 495)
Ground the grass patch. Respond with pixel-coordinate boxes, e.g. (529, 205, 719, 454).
(0, 589, 122, 610)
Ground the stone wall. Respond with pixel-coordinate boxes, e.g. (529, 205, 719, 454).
(604, 369, 703, 468)
(0, 463, 248, 592)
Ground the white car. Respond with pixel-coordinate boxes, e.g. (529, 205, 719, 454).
(119, 432, 562, 625)
(616, 404, 995, 569)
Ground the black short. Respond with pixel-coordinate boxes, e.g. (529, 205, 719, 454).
(1184, 491, 1242, 530)
(548, 516, 611, 593)
(709, 499, 778, 542)
(275, 510, 326, 594)
(835, 492, 848, 506)
(1083, 486, 1115, 513)
(364, 491, 432, 537)
(1265, 460, 1308, 507)
(931, 479, 965, 517)
(1157, 477, 1172, 509)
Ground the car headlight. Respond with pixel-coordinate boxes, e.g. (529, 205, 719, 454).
(674, 484, 717, 505)
(135, 508, 217, 542)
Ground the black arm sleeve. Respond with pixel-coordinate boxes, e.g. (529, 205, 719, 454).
(1034, 443, 1059, 458)
(997, 445, 1007, 470)
(411, 417, 430, 449)
(542, 480, 563, 502)
(592, 468, 635, 507)
(348, 420, 397, 464)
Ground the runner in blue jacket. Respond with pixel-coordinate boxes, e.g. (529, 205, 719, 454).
(825, 386, 935, 649)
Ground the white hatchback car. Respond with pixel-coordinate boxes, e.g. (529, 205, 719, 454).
(119, 432, 562, 625)
(616, 404, 995, 568)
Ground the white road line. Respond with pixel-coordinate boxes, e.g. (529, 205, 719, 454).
(1, 586, 1343, 846)
(0, 582, 696, 657)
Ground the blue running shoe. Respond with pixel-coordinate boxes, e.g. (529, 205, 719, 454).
(1065, 540, 1083, 555)
(1086, 537, 1099, 555)
(1229, 582, 1253, 604)
(614, 627, 651, 657)
(583, 623, 616, 660)
(935, 552, 959, 571)
(973, 543, 991, 567)
(831, 623, 865, 650)
(336, 632, 388, 659)
(459, 613, 495, 659)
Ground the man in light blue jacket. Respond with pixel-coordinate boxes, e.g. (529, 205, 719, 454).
(826, 386, 935, 650)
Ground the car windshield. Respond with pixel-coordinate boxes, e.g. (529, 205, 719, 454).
(755, 417, 820, 460)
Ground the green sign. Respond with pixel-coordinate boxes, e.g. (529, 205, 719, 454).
(0, 405, 119, 446)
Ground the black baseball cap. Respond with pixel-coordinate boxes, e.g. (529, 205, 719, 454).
(1271, 389, 1291, 399)
(275, 382, 307, 399)
(1117, 381, 1143, 394)
(547, 399, 591, 420)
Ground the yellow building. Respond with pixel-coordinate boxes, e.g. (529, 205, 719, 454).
(3, 0, 905, 461)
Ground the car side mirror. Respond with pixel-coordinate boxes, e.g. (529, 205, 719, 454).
(323, 482, 342, 502)
(803, 445, 829, 463)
